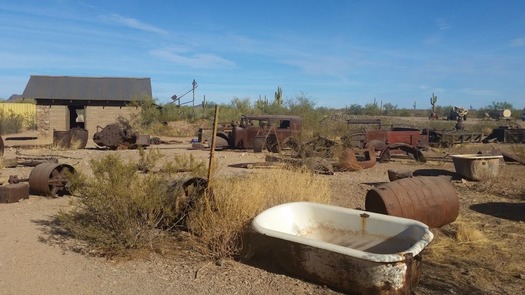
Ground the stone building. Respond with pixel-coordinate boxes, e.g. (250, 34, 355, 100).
(21, 75, 151, 142)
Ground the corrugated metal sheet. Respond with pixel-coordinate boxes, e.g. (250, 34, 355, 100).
(0, 102, 36, 128)
(0, 102, 36, 115)
(22, 75, 152, 101)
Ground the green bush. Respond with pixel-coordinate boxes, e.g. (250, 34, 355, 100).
(0, 109, 25, 134)
(57, 154, 177, 256)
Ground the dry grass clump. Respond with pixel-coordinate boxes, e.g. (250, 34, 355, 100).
(510, 144, 525, 159)
(427, 218, 524, 277)
(427, 219, 489, 261)
(468, 169, 525, 199)
(160, 154, 208, 178)
(186, 168, 331, 259)
(146, 121, 198, 137)
(68, 135, 85, 150)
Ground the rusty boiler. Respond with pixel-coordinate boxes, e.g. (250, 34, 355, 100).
(93, 124, 150, 149)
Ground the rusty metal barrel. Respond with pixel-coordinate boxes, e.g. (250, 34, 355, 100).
(365, 176, 459, 228)
(53, 128, 88, 149)
(53, 130, 70, 147)
(29, 162, 76, 197)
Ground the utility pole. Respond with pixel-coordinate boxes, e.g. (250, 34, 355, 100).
(192, 79, 197, 107)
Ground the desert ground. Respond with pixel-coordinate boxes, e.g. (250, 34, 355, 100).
(0, 123, 524, 295)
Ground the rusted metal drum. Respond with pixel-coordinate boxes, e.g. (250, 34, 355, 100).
(28, 162, 76, 197)
(53, 130, 70, 148)
(53, 128, 88, 149)
(365, 176, 459, 228)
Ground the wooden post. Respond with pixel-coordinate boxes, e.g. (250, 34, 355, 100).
(207, 105, 220, 185)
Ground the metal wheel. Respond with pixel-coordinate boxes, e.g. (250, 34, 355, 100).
(29, 163, 76, 197)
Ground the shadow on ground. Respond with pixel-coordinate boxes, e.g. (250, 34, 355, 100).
(470, 202, 525, 222)
(413, 168, 460, 180)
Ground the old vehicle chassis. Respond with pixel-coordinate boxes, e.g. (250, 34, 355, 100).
(198, 115, 302, 152)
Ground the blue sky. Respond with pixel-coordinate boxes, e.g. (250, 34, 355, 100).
(1, 0, 524, 109)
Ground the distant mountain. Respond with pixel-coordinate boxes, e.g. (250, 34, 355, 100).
(7, 94, 23, 101)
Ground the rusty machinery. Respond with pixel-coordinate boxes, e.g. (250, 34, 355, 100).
(93, 123, 150, 150)
(6, 162, 76, 198)
(198, 115, 302, 153)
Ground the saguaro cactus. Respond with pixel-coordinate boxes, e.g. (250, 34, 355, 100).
(430, 93, 438, 113)
(275, 86, 283, 106)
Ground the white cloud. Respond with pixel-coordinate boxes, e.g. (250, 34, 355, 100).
(423, 36, 441, 46)
(283, 54, 355, 78)
(104, 13, 167, 35)
(436, 18, 451, 31)
(460, 88, 498, 97)
(150, 47, 235, 69)
(511, 38, 525, 48)
(422, 18, 451, 46)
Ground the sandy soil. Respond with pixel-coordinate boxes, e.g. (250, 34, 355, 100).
(0, 134, 524, 295)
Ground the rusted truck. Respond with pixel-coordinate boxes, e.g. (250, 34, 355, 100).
(198, 115, 302, 152)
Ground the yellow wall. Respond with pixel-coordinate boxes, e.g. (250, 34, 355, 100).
(0, 102, 36, 128)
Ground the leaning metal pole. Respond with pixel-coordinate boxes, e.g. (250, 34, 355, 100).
(207, 105, 219, 186)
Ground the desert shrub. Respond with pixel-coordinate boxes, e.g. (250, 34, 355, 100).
(160, 154, 208, 178)
(137, 148, 163, 172)
(467, 121, 499, 134)
(0, 109, 25, 134)
(186, 168, 331, 259)
(125, 96, 162, 130)
(57, 154, 178, 256)
(286, 94, 327, 136)
(54, 150, 216, 256)
(253, 99, 284, 115)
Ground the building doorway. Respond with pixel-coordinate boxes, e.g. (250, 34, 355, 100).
(69, 106, 85, 129)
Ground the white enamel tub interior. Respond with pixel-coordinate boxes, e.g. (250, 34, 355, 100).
(252, 201, 434, 263)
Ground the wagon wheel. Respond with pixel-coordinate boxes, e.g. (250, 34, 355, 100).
(29, 163, 76, 197)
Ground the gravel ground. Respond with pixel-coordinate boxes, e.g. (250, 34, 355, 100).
(1, 135, 524, 295)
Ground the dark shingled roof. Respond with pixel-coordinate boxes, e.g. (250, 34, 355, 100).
(22, 75, 152, 101)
